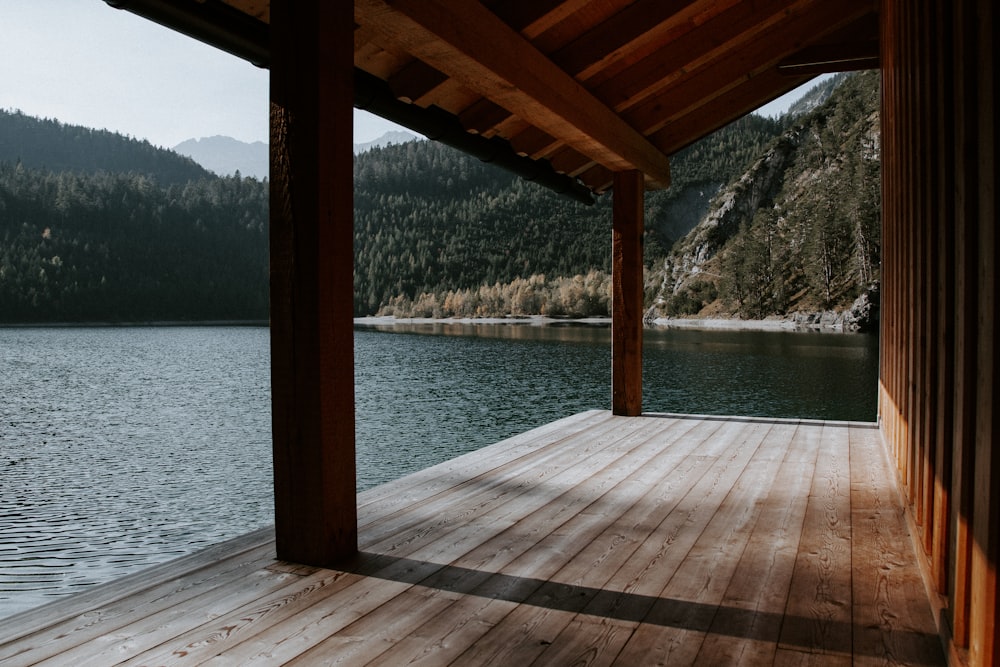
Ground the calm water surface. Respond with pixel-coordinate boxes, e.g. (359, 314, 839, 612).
(0, 323, 877, 617)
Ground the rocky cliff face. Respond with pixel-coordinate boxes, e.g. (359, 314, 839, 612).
(655, 133, 799, 299)
(646, 70, 881, 331)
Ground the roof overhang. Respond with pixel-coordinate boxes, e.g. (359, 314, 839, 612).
(105, 0, 880, 198)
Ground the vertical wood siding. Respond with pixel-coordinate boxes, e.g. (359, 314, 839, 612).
(878, 0, 997, 664)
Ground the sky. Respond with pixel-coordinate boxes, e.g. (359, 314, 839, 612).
(2, 1, 823, 150)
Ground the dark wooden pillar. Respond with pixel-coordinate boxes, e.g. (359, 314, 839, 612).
(612, 170, 644, 416)
(268, 0, 357, 565)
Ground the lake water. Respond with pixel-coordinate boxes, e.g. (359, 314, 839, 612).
(0, 323, 878, 618)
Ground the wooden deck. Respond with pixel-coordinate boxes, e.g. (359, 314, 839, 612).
(0, 411, 944, 666)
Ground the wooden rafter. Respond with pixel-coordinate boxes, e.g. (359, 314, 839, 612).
(626, 0, 876, 135)
(355, 0, 671, 188)
(594, 0, 822, 113)
(486, 0, 601, 41)
(548, 0, 709, 82)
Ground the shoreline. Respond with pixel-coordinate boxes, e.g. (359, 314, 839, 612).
(355, 315, 864, 333)
(0, 316, 866, 334)
(354, 315, 611, 327)
(647, 317, 851, 333)
(0, 320, 268, 329)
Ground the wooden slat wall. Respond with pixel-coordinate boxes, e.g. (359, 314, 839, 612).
(878, 0, 998, 664)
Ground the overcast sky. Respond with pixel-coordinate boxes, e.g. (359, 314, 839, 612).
(2, 1, 819, 150)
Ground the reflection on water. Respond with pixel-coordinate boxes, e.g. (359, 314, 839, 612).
(353, 322, 878, 489)
(0, 322, 877, 618)
(642, 327, 878, 421)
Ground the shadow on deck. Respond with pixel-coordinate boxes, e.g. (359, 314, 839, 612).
(0, 411, 945, 666)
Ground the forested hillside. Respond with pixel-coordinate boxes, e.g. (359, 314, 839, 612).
(0, 109, 210, 187)
(354, 113, 782, 317)
(0, 110, 268, 323)
(649, 70, 880, 328)
(0, 164, 268, 322)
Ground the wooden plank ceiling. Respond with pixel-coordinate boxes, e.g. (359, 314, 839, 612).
(221, 0, 879, 194)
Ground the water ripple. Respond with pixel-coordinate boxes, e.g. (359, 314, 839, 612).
(1, 327, 273, 618)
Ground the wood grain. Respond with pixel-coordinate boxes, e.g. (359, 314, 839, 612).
(778, 424, 853, 657)
(0, 414, 944, 666)
(611, 169, 644, 416)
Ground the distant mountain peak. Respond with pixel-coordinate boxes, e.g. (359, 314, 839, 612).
(354, 130, 421, 154)
(173, 135, 268, 180)
(175, 135, 267, 149)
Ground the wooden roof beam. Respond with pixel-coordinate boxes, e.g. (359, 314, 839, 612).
(592, 0, 813, 111)
(387, 60, 449, 104)
(485, 0, 604, 41)
(476, 0, 721, 147)
(777, 11, 880, 75)
(578, 163, 615, 194)
(355, 69, 595, 204)
(522, 0, 637, 55)
(355, 0, 671, 188)
(459, 99, 516, 135)
(553, 0, 724, 83)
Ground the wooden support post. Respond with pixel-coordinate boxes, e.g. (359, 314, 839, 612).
(268, 0, 357, 565)
(612, 170, 645, 416)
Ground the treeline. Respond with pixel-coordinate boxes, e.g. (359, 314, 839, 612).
(0, 109, 210, 187)
(377, 270, 613, 319)
(0, 162, 268, 322)
(354, 147, 611, 316)
(656, 71, 880, 320)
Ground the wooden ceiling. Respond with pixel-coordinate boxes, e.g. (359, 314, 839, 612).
(123, 0, 880, 195)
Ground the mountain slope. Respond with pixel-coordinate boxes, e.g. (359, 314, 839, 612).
(354, 130, 421, 154)
(0, 112, 269, 323)
(1, 70, 874, 324)
(783, 73, 851, 118)
(648, 70, 881, 329)
(0, 109, 210, 187)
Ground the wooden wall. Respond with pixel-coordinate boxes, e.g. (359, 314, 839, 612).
(878, 0, 997, 664)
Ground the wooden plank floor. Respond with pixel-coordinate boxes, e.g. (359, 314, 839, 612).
(0, 411, 945, 666)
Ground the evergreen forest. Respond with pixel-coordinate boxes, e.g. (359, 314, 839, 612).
(0, 110, 268, 323)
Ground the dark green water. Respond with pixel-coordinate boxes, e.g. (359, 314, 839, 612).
(353, 323, 878, 489)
